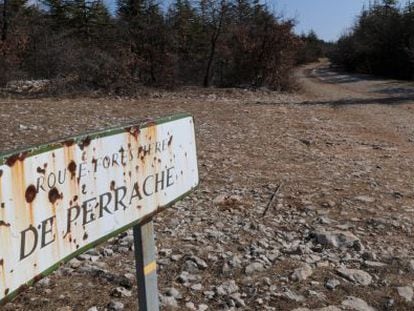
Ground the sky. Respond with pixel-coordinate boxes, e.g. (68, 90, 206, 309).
(270, 0, 411, 42)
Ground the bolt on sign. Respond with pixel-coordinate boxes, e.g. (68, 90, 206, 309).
(0, 114, 199, 306)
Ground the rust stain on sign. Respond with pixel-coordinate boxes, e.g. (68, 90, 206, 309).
(0, 114, 198, 305)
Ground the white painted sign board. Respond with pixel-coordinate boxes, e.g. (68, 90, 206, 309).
(0, 114, 198, 304)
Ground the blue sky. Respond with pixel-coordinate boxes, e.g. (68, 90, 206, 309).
(271, 0, 412, 42)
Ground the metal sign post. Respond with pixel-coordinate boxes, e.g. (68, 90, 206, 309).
(134, 221, 159, 311)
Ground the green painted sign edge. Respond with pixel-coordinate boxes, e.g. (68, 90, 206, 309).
(0, 112, 191, 165)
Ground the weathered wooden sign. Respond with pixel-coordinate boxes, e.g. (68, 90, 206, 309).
(0, 114, 198, 306)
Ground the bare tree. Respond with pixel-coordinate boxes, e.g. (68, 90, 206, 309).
(200, 0, 227, 87)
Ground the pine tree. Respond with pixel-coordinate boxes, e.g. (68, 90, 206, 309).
(117, 0, 170, 84)
(166, 0, 205, 83)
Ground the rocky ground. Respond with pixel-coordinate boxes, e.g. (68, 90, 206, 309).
(1, 61, 414, 310)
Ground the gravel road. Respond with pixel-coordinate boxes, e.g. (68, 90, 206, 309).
(1, 61, 414, 310)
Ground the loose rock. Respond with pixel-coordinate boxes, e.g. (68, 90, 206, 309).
(397, 286, 413, 302)
(291, 264, 313, 282)
(336, 268, 372, 286)
(341, 296, 376, 311)
(107, 301, 125, 311)
(312, 230, 362, 249)
(325, 278, 340, 290)
(245, 262, 265, 274)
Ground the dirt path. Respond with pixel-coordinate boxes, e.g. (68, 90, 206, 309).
(297, 60, 414, 146)
(1, 63, 414, 310)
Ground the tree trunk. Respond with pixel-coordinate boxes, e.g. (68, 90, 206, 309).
(203, 2, 225, 87)
(203, 36, 216, 87)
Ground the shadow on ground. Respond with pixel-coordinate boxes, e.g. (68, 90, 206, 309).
(314, 68, 376, 84)
(373, 87, 414, 96)
(249, 95, 414, 107)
